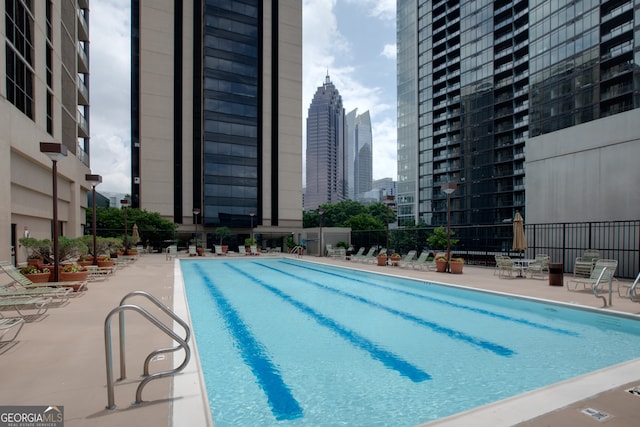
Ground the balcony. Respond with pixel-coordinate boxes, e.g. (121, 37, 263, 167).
(77, 8, 89, 41)
(77, 44, 89, 73)
(77, 110, 89, 138)
(77, 75, 89, 105)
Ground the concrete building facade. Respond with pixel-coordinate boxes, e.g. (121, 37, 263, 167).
(132, 0, 303, 236)
(1, 0, 93, 264)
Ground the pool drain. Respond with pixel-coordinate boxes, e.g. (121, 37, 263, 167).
(580, 407, 611, 421)
(626, 385, 640, 397)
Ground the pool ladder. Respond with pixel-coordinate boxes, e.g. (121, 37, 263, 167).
(104, 290, 191, 409)
(592, 267, 614, 307)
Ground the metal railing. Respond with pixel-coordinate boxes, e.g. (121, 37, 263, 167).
(351, 220, 639, 279)
(104, 291, 191, 409)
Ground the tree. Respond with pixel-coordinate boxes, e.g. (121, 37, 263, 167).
(215, 226, 231, 245)
(89, 207, 176, 249)
(426, 226, 459, 250)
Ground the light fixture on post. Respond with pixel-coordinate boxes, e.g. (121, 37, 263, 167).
(442, 182, 457, 273)
(192, 208, 201, 248)
(85, 174, 102, 266)
(318, 208, 325, 257)
(120, 199, 130, 254)
(249, 210, 256, 245)
(40, 142, 68, 282)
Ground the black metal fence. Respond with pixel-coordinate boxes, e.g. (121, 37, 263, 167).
(352, 220, 640, 279)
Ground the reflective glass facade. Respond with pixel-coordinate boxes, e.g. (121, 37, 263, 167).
(203, 0, 260, 226)
(398, 0, 640, 229)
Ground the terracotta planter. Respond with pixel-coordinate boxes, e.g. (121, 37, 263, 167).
(377, 256, 388, 266)
(24, 272, 51, 283)
(435, 259, 448, 272)
(77, 260, 93, 267)
(27, 258, 42, 266)
(97, 260, 115, 268)
(390, 255, 401, 266)
(59, 270, 90, 283)
(449, 260, 464, 274)
(221, 245, 228, 254)
(196, 247, 204, 256)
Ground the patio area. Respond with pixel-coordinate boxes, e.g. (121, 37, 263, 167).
(1, 252, 639, 426)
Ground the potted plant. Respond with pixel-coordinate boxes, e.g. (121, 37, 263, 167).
(97, 255, 115, 268)
(20, 265, 51, 283)
(216, 226, 231, 253)
(390, 253, 402, 266)
(244, 237, 257, 254)
(449, 257, 464, 274)
(435, 254, 448, 273)
(377, 251, 388, 266)
(59, 263, 89, 289)
(77, 254, 94, 267)
(19, 237, 52, 265)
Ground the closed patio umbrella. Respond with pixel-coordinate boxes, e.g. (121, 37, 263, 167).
(132, 223, 141, 244)
(512, 211, 527, 256)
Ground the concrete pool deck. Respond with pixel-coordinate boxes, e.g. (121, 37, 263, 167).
(1, 252, 639, 426)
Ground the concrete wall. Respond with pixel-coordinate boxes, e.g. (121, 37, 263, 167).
(526, 110, 640, 223)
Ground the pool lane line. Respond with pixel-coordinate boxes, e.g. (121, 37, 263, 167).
(225, 262, 431, 383)
(192, 263, 303, 421)
(254, 262, 515, 357)
(278, 259, 579, 337)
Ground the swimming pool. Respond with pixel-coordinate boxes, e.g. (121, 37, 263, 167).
(179, 258, 640, 426)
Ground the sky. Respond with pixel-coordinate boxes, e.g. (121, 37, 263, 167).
(90, 0, 397, 194)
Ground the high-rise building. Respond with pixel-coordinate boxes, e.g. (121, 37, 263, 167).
(1, 0, 92, 263)
(132, 1, 303, 234)
(346, 109, 373, 201)
(397, 0, 640, 230)
(305, 74, 346, 210)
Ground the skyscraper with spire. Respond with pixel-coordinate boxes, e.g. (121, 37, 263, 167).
(305, 74, 346, 210)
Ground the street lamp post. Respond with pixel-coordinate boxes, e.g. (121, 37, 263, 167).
(318, 208, 324, 257)
(192, 208, 200, 247)
(40, 142, 68, 282)
(249, 210, 256, 244)
(85, 174, 102, 265)
(442, 182, 457, 273)
(121, 199, 129, 254)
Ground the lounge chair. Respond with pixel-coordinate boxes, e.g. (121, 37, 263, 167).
(568, 259, 618, 291)
(250, 245, 260, 256)
(365, 248, 386, 264)
(527, 256, 550, 279)
(1, 284, 72, 304)
(353, 247, 375, 262)
(214, 245, 226, 256)
(403, 251, 429, 270)
(0, 261, 86, 293)
(494, 254, 508, 275)
(349, 247, 365, 261)
(0, 295, 51, 318)
(397, 250, 417, 268)
(85, 265, 113, 281)
(573, 250, 599, 277)
(0, 317, 25, 343)
(188, 245, 197, 257)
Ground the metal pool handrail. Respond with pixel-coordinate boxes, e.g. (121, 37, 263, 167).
(118, 290, 191, 377)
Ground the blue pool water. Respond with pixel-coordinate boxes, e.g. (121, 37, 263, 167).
(181, 258, 640, 426)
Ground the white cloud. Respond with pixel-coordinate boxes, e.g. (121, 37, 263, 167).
(345, 0, 396, 20)
(381, 43, 396, 59)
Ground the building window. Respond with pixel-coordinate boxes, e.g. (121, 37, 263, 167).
(46, 91, 53, 135)
(5, 0, 35, 119)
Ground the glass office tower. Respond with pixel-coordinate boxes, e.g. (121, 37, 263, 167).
(397, 0, 640, 232)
